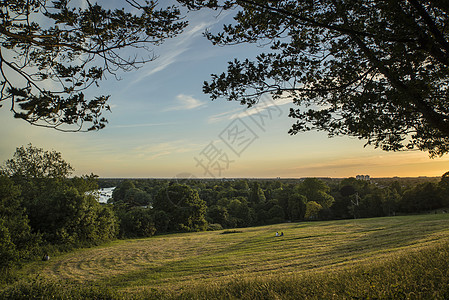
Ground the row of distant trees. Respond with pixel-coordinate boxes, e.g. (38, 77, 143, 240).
(109, 174, 449, 237)
(1, 145, 448, 268)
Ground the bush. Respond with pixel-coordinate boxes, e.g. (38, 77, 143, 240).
(0, 176, 40, 264)
(207, 223, 223, 231)
(0, 220, 18, 268)
(119, 208, 156, 238)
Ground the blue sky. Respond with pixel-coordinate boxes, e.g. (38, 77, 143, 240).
(1, 2, 448, 178)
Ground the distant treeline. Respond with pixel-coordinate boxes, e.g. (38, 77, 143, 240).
(106, 175, 449, 238)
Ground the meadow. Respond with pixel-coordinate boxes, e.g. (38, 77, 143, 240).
(2, 213, 449, 299)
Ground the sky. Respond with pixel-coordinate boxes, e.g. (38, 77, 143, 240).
(1, 1, 449, 179)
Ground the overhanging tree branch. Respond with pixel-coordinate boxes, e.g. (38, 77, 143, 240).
(408, 0, 449, 54)
(332, 0, 449, 138)
(198, 0, 449, 156)
(0, 0, 187, 131)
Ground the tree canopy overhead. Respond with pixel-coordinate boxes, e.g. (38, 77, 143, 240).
(180, 0, 449, 156)
(4, 0, 449, 158)
(0, 0, 187, 131)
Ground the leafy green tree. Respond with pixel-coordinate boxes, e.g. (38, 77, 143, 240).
(111, 180, 136, 204)
(1, 0, 187, 131)
(255, 209, 270, 225)
(119, 208, 156, 238)
(0, 219, 17, 268)
(331, 184, 355, 219)
(331, 177, 376, 219)
(271, 186, 288, 217)
(287, 193, 307, 221)
(330, 192, 351, 220)
(0, 175, 39, 265)
(298, 178, 334, 209)
(339, 184, 357, 198)
(182, 0, 449, 156)
(234, 179, 250, 194)
(36, 187, 117, 246)
(438, 171, 449, 207)
(227, 197, 253, 227)
(207, 205, 229, 227)
(96, 203, 119, 242)
(1, 145, 118, 247)
(268, 204, 285, 224)
(122, 188, 152, 207)
(304, 201, 322, 220)
(2, 144, 73, 179)
(400, 182, 444, 213)
(153, 184, 207, 232)
(389, 181, 404, 196)
(70, 174, 100, 194)
(382, 187, 401, 216)
(216, 197, 232, 208)
(199, 187, 218, 206)
(249, 182, 266, 204)
(359, 189, 385, 218)
(152, 210, 170, 233)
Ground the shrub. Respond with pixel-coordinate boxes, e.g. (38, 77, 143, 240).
(207, 223, 223, 231)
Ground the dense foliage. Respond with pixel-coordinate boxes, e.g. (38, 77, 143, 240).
(179, 0, 449, 156)
(0, 145, 118, 268)
(0, 176, 39, 267)
(108, 175, 449, 235)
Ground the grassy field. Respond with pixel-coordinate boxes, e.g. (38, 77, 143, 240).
(2, 214, 449, 299)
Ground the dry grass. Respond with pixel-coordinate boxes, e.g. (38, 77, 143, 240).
(27, 213, 449, 296)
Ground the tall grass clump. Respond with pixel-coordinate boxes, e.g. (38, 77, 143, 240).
(0, 277, 124, 300)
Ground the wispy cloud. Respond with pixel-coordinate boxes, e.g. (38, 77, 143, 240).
(132, 140, 201, 160)
(207, 97, 292, 123)
(132, 18, 217, 84)
(165, 94, 206, 111)
(207, 108, 243, 123)
(110, 122, 176, 129)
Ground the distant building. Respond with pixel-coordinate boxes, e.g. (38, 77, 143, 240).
(356, 175, 370, 181)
